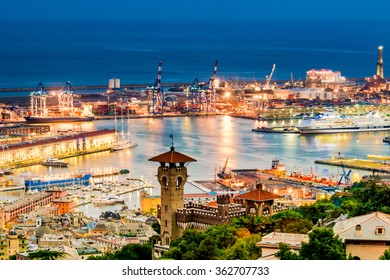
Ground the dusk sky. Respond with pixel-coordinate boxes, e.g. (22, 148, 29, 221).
(1, 0, 390, 22)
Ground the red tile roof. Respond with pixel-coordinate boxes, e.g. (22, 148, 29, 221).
(148, 147, 197, 163)
(234, 189, 281, 202)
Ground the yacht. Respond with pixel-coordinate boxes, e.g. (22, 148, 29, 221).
(112, 109, 138, 151)
(297, 111, 390, 134)
(41, 157, 69, 167)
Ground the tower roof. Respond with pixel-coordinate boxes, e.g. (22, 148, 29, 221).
(148, 147, 197, 163)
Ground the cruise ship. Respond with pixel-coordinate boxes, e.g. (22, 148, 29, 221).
(23, 172, 92, 191)
(297, 111, 390, 134)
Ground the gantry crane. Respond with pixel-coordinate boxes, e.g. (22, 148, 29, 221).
(58, 81, 76, 116)
(147, 61, 164, 114)
(30, 82, 49, 117)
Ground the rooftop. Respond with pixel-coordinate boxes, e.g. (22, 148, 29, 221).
(234, 188, 281, 202)
(148, 146, 196, 163)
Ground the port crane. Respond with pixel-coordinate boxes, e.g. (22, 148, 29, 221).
(217, 158, 232, 179)
(58, 81, 76, 116)
(147, 61, 164, 114)
(264, 64, 276, 90)
(338, 161, 352, 186)
(188, 78, 203, 112)
(188, 60, 218, 112)
(207, 60, 218, 112)
(30, 82, 50, 117)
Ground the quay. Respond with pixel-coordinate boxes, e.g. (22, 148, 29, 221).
(314, 158, 390, 173)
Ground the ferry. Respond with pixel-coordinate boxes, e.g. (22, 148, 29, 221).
(23, 172, 92, 191)
(297, 111, 390, 134)
(41, 157, 69, 167)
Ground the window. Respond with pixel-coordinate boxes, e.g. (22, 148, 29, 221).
(165, 205, 168, 213)
(376, 227, 385, 235)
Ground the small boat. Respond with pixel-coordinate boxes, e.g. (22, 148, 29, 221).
(41, 157, 69, 167)
(383, 136, 390, 143)
(112, 140, 138, 151)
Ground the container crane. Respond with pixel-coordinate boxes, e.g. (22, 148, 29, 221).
(338, 161, 352, 186)
(208, 60, 218, 112)
(30, 82, 50, 117)
(58, 81, 76, 116)
(147, 61, 164, 114)
(264, 64, 276, 90)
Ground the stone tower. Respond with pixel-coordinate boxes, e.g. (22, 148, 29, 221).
(149, 146, 196, 246)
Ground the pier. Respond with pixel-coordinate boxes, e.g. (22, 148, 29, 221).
(314, 158, 390, 173)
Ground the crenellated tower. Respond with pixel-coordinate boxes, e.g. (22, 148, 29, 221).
(149, 145, 196, 246)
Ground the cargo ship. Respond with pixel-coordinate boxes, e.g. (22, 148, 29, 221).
(24, 116, 94, 123)
(23, 172, 92, 191)
(297, 110, 390, 134)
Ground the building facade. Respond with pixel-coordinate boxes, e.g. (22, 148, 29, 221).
(0, 129, 116, 167)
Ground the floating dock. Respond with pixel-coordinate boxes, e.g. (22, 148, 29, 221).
(314, 158, 390, 173)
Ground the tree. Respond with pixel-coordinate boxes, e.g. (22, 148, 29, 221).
(151, 221, 160, 234)
(274, 242, 300, 260)
(225, 235, 262, 260)
(299, 228, 346, 260)
(379, 247, 390, 260)
(88, 243, 152, 260)
(28, 250, 64, 260)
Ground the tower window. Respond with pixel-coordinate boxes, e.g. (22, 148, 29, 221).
(162, 176, 168, 189)
(176, 176, 183, 190)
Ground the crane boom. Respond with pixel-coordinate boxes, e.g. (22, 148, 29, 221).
(265, 64, 276, 89)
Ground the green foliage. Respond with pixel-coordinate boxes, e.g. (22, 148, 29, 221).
(379, 247, 390, 260)
(346, 180, 390, 216)
(274, 242, 300, 260)
(265, 211, 313, 234)
(231, 215, 264, 233)
(8, 255, 17, 260)
(88, 243, 152, 260)
(163, 224, 263, 260)
(151, 221, 161, 234)
(225, 235, 262, 260)
(28, 250, 64, 260)
(294, 200, 335, 224)
(300, 228, 346, 260)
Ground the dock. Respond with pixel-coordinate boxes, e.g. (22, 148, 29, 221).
(314, 158, 390, 173)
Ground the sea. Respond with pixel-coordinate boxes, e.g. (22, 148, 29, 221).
(1, 19, 390, 217)
(0, 19, 389, 91)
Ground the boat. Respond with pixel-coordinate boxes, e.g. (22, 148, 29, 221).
(112, 109, 138, 151)
(297, 110, 390, 134)
(24, 116, 94, 123)
(383, 136, 390, 143)
(41, 157, 69, 167)
(112, 140, 138, 151)
(23, 172, 92, 191)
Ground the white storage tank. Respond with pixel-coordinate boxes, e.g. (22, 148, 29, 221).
(109, 78, 120, 90)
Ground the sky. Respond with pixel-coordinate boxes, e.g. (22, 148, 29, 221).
(1, 0, 390, 22)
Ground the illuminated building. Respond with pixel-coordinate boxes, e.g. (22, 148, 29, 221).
(377, 46, 384, 79)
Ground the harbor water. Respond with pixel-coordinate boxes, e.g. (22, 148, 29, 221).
(1, 116, 388, 217)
